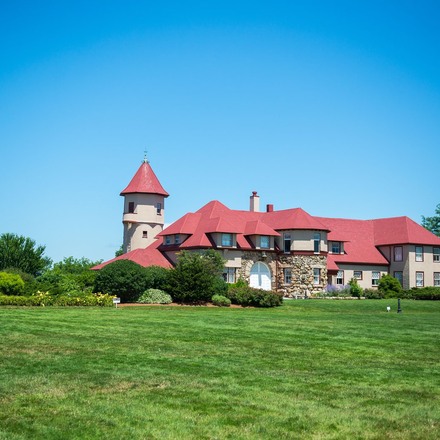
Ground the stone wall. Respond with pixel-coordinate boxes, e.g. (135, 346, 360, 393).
(238, 252, 328, 297)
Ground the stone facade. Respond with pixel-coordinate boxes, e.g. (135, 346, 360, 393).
(237, 251, 328, 297)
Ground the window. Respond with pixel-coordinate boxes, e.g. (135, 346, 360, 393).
(394, 271, 403, 287)
(434, 272, 440, 287)
(394, 246, 403, 262)
(415, 246, 423, 262)
(165, 236, 171, 245)
(142, 231, 148, 238)
(284, 268, 292, 284)
(416, 271, 424, 287)
(434, 247, 440, 262)
(314, 233, 321, 253)
(221, 233, 233, 247)
(174, 235, 180, 245)
(313, 268, 321, 285)
(372, 271, 380, 286)
(128, 202, 135, 213)
(331, 241, 341, 254)
(283, 233, 291, 253)
(353, 271, 363, 280)
(156, 202, 162, 215)
(336, 270, 344, 285)
(260, 235, 270, 249)
(223, 268, 236, 284)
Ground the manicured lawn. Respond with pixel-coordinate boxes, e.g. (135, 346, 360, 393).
(0, 300, 439, 439)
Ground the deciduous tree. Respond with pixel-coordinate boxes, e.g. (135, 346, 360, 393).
(422, 203, 440, 237)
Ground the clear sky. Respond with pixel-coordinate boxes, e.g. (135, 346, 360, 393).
(1, 1, 439, 264)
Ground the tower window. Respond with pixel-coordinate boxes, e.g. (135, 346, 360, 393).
(128, 202, 135, 213)
(142, 231, 148, 238)
(156, 203, 162, 215)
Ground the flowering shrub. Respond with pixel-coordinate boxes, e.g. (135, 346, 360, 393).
(137, 289, 172, 304)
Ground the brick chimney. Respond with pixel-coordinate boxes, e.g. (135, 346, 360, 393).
(266, 204, 274, 212)
(250, 191, 260, 212)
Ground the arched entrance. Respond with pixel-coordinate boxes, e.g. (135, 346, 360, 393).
(249, 262, 272, 290)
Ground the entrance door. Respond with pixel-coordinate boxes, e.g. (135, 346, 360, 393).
(249, 262, 271, 290)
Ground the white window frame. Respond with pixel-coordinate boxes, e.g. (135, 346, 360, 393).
(416, 271, 424, 287)
(353, 270, 363, 280)
(336, 270, 344, 285)
(415, 246, 423, 262)
(284, 268, 292, 284)
(331, 241, 341, 254)
(434, 272, 440, 287)
(221, 233, 233, 247)
(313, 268, 321, 285)
(372, 271, 380, 286)
(260, 235, 270, 249)
(223, 268, 236, 284)
(434, 247, 440, 262)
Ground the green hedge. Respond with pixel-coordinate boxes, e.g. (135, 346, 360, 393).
(226, 283, 283, 307)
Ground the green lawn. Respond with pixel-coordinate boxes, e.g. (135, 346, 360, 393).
(0, 300, 439, 439)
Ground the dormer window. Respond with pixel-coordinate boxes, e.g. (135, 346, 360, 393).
(260, 235, 270, 249)
(331, 241, 341, 254)
(221, 233, 233, 247)
(175, 235, 180, 245)
(165, 236, 171, 245)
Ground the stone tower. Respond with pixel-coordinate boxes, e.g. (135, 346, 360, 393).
(120, 158, 169, 253)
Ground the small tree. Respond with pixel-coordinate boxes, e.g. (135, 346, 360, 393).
(93, 260, 147, 302)
(348, 278, 363, 298)
(378, 274, 402, 298)
(422, 203, 440, 237)
(167, 250, 226, 303)
(0, 233, 52, 276)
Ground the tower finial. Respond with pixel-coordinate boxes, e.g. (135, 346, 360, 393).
(143, 150, 149, 164)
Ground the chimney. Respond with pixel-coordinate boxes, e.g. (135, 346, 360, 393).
(250, 191, 260, 212)
(266, 204, 274, 212)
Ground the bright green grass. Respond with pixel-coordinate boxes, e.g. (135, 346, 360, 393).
(0, 300, 439, 439)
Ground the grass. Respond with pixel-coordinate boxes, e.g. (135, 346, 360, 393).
(0, 299, 439, 439)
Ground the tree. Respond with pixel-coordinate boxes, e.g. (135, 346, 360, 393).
(378, 274, 402, 297)
(167, 250, 226, 303)
(422, 203, 440, 237)
(0, 233, 52, 276)
(93, 260, 147, 302)
(348, 278, 363, 298)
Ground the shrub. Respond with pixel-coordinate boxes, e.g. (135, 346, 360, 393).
(318, 284, 352, 298)
(0, 272, 25, 295)
(378, 274, 402, 298)
(363, 288, 384, 299)
(212, 294, 231, 307)
(226, 284, 283, 307)
(0, 292, 114, 306)
(144, 266, 170, 291)
(94, 260, 147, 302)
(167, 250, 225, 303)
(348, 278, 363, 298)
(137, 289, 172, 304)
(403, 287, 440, 300)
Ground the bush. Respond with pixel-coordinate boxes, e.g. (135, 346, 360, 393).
(226, 284, 283, 307)
(378, 274, 402, 298)
(318, 284, 352, 298)
(348, 278, 363, 298)
(94, 260, 147, 302)
(402, 287, 440, 300)
(363, 288, 384, 299)
(167, 250, 226, 303)
(144, 266, 170, 291)
(212, 294, 231, 307)
(137, 289, 172, 304)
(0, 292, 114, 307)
(0, 272, 25, 295)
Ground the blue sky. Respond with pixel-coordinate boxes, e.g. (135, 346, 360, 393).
(1, 1, 439, 264)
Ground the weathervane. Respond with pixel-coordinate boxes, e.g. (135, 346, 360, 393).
(143, 149, 149, 163)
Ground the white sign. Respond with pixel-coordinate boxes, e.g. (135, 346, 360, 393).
(113, 297, 121, 307)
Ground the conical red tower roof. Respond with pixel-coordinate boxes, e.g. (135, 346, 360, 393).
(120, 161, 169, 197)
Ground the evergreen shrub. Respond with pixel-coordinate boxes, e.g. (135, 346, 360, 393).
(226, 284, 283, 307)
(0, 272, 25, 295)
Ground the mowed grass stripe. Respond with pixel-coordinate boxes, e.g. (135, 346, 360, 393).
(0, 300, 439, 439)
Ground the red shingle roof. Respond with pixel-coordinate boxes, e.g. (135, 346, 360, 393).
(120, 162, 169, 196)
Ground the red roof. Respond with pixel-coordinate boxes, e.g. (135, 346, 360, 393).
(120, 162, 169, 197)
(373, 216, 440, 246)
(92, 240, 172, 270)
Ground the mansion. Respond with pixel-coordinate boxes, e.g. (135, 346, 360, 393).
(95, 160, 440, 295)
